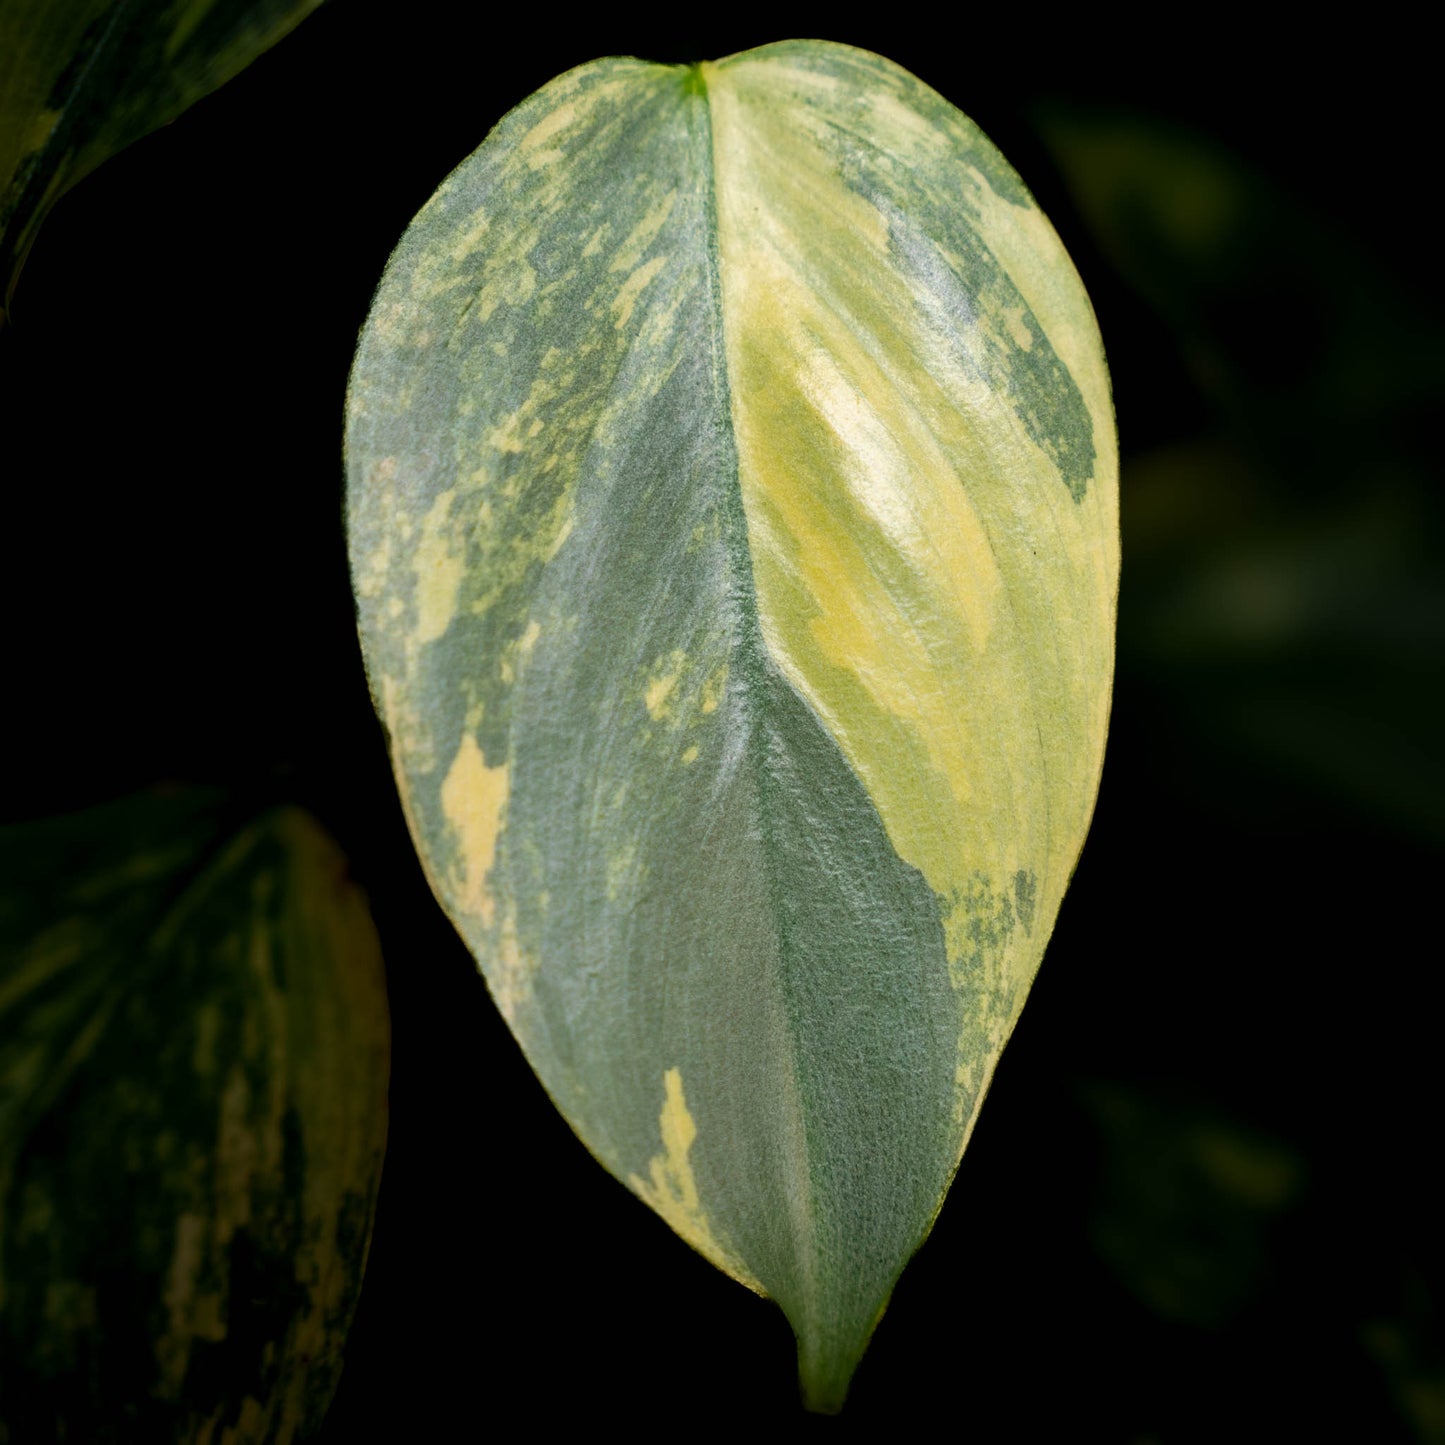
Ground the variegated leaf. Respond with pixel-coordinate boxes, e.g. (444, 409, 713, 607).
(0, 0, 322, 318)
(347, 40, 1117, 1410)
(0, 792, 390, 1441)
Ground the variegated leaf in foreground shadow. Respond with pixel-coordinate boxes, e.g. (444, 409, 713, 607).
(347, 40, 1116, 1411)
(0, 0, 322, 318)
(0, 791, 390, 1441)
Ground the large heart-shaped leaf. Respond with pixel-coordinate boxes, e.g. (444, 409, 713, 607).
(0, 791, 390, 1439)
(347, 40, 1117, 1410)
(0, 0, 322, 318)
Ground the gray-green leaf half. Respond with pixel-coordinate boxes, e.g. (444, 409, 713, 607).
(346, 40, 1117, 1412)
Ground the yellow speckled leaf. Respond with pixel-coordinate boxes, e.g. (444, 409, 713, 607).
(0, 791, 390, 1439)
(347, 40, 1116, 1411)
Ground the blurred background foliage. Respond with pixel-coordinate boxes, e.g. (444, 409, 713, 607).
(0, 0, 323, 315)
(1, 6, 1439, 1438)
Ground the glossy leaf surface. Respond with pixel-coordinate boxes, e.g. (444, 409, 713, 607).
(347, 41, 1117, 1409)
(0, 0, 321, 317)
(0, 791, 390, 1440)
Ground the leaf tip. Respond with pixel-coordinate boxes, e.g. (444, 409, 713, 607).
(797, 1340, 854, 1416)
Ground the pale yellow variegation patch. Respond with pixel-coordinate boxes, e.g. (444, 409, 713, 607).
(629, 1069, 763, 1294)
(440, 733, 509, 926)
(435, 732, 537, 1021)
(487, 908, 534, 1026)
(412, 487, 466, 647)
(644, 649, 686, 720)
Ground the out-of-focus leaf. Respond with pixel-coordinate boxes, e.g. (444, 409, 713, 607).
(0, 790, 390, 1441)
(1081, 1083, 1303, 1328)
(1034, 107, 1445, 427)
(0, 0, 322, 318)
(347, 41, 1116, 1410)
(1037, 110, 1445, 838)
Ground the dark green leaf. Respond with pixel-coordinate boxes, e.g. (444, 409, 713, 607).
(0, 0, 322, 317)
(0, 790, 390, 1440)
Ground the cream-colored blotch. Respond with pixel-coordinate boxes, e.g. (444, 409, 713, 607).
(440, 733, 509, 927)
(629, 1069, 763, 1293)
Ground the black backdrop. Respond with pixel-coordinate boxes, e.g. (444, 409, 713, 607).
(3, 8, 1441, 1438)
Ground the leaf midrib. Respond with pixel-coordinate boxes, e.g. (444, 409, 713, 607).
(690, 57, 827, 1337)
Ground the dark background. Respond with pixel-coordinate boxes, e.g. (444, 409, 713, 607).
(3, 7, 1441, 1438)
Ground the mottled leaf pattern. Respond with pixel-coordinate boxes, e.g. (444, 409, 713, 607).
(347, 41, 1116, 1409)
(0, 0, 322, 316)
(0, 791, 390, 1442)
